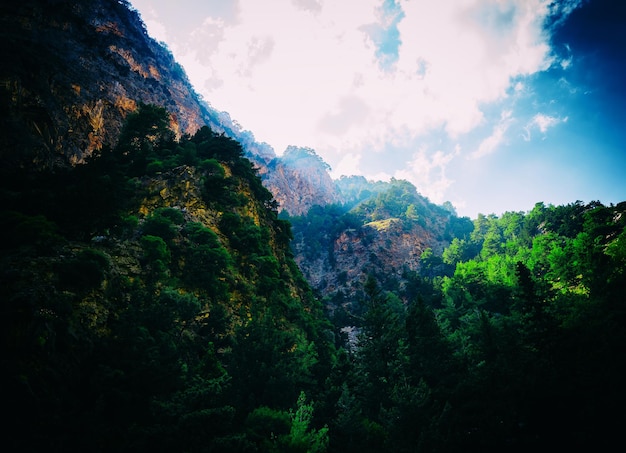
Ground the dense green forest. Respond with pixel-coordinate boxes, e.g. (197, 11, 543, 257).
(326, 200, 626, 451)
(2, 104, 625, 452)
(1, 105, 333, 452)
(285, 184, 626, 452)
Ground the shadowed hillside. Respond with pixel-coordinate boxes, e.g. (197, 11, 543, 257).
(2, 2, 625, 452)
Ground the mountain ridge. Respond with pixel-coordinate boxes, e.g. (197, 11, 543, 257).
(3, 2, 626, 451)
(0, 0, 468, 305)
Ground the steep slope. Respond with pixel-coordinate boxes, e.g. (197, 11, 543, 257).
(0, 0, 338, 221)
(0, 3, 338, 449)
(0, 0, 212, 168)
(1, 106, 335, 451)
(0, 0, 469, 309)
(263, 146, 342, 215)
(286, 179, 474, 305)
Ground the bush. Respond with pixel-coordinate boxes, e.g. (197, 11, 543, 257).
(0, 211, 63, 251)
(141, 208, 184, 241)
(146, 160, 164, 175)
(183, 222, 220, 246)
(57, 248, 109, 291)
(141, 234, 170, 264)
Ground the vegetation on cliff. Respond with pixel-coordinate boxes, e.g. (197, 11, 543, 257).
(284, 178, 473, 303)
(2, 1, 625, 452)
(323, 199, 626, 452)
(1, 105, 334, 452)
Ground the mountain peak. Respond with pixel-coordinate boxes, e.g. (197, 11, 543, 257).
(0, 0, 207, 169)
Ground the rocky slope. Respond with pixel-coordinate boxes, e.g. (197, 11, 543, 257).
(295, 217, 445, 297)
(0, 0, 213, 168)
(1, 105, 335, 451)
(262, 146, 341, 216)
(288, 179, 473, 304)
(0, 0, 336, 218)
(0, 0, 471, 308)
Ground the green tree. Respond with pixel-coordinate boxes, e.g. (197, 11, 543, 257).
(115, 103, 175, 175)
(355, 276, 404, 424)
(141, 234, 170, 281)
(282, 392, 329, 453)
(419, 247, 446, 278)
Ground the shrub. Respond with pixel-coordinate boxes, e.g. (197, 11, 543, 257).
(57, 248, 109, 291)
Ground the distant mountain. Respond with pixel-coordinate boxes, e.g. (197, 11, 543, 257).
(285, 178, 473, 305)
(261, 146, 341, 216)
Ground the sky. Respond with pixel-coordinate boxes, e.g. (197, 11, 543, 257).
(129, 0, 625, 218)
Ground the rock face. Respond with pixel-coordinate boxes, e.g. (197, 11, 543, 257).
(288, 179, 467, 302)
(1, 0, 471, 309)
(0, 0, 350, 222)
(295, 219, 445, 297)
(262, 146, 341, 216)
(0, 0, 208, 168)
(0, 0, 334, 220)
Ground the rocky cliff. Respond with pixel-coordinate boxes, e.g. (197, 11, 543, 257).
(287, 179, 472, 303)
(294, 217, 446, 297)
(262, 146, 341, 216)
(0, 0, 213, 168)
(1, 101, 334, 451)
(0, 0, 470, 308)
(0, 0, 338, 219)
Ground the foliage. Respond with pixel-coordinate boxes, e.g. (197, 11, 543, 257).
(245, 392, 329, 453)
(1, 104, 333, 452)
(3, 95, 625, 452)
(324, 201, 625, 452)
(56, 247, 110, 291)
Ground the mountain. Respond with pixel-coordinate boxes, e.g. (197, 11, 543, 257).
(262, 146, 341, 216)
(4, 2, 625, 451)
(0, 0, 338, 218)
(286, 178, 473, 306)
(1, 101, 335, 452)
(1, 2, 335, 450)
(0, 0, 470, 307)
(0, 0, 212, 167)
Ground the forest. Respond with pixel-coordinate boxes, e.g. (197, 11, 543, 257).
(2, 104, 625, 452)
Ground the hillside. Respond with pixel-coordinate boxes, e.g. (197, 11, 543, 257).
(2, 1, 625, 452)
(1, 104, 335, 451)
(0, 0, 333, 219)
(1, 2, 335, 450)
(286, 178, 472, 303)
(0, 0, 473, 311)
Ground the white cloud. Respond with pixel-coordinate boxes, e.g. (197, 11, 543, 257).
(394, 144, 461, 203)
(523, 113, 568, 140)
(129, 0, 582, 208)
(560, 57, 572, 70)
(132, 0, 562, 152)
(331, 152, 363, 178)
(291, 0, 322, 14)
(534, 114, 561, 133)
(470, 110, 514, 159)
